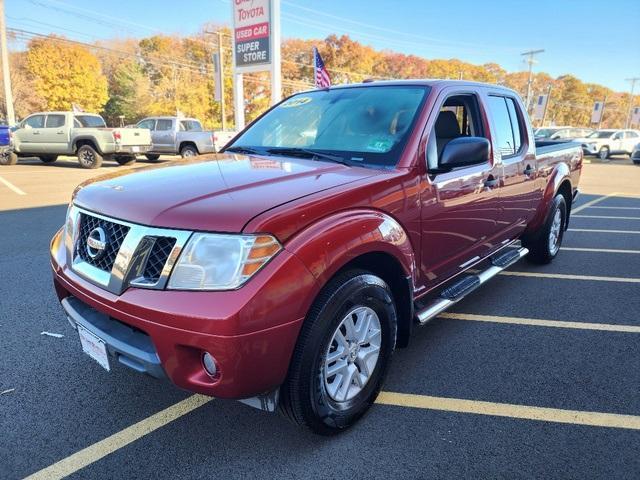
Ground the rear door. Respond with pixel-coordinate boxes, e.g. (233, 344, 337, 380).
(623, 131, 639, 152)
(485, 94, 537, 241)
(41, 114, 69, 153)
(137, 119, 156, 150)
(420, 89, 501, 286)
(154, 119, 176, 152)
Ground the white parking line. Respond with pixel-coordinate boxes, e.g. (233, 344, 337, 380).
(500, 271, 640, 283)
(0, 175, 26, 195)
(573, 215, 640, 220)
(571, 193, 619, 214)
(589, 206, 640, 210)
(568, 228, 640, 234)
(439, 312, 640, 333)
(561, 247, 640, 254)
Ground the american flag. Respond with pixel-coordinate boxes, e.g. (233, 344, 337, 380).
(313, 47, 331, 89)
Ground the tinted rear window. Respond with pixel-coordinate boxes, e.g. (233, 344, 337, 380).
(75, 115, 106, 128)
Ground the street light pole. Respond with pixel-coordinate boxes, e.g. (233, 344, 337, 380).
(624, 77, 639, 129)
(521, 49, 545, 112)
(0, 0, 15, 125)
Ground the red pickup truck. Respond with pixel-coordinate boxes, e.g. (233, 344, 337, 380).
(50, 80, 582, 434)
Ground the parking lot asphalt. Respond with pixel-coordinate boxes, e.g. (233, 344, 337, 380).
(1, 155, 639, 479)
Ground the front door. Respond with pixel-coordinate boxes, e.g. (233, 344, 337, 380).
(17, 114, 46, 154)
(420, 90, 502, 287)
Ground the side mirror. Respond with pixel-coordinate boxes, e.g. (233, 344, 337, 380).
(440, 137, 490, 169)
(23, 123, 31, 130)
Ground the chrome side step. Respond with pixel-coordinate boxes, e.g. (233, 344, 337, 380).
(415, 247, 529, 325)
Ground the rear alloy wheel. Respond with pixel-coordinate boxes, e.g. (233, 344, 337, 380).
(115, 155, 136, 166)
(598, 146, 610, 161)
(180, 145, 198, 158)
(0, 151, 17, 165)
(77, 145, 103, 169)
(279, 269, 397, 435)
(39, 155, 58, 164)
(524, 193, 567, 264)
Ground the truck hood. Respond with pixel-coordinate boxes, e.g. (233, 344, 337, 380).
(73, 154, 379, 233)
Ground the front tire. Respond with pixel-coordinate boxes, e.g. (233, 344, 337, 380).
(39, 155, 58, 164)
(279, 269, 397, 435)
(0, 151, 17, 165)
(523, 194, 567, 264)
(180, 145, 198, 158)
(598, 147, 610, 161)
(77, 145, 103, 169)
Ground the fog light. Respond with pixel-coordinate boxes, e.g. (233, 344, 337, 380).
(202, 352, 218, 377)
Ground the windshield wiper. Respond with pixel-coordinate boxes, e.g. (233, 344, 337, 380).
(224, 146, 262, 155)
(266, 148, 350, 166)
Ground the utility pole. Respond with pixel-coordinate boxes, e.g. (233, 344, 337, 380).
(624, 77, 639, 129)
(521, 49, 545, 113)
(216, 31, 227, 130)
(541, 84, 553, 127)
(0, 0, 15, 125)
(598, 95, 607, 130)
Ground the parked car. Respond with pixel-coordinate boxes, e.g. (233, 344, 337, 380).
(632, 143, 640, 165)
(578, 129, 640, 160)
(50, 80, 582, 434)
(534, 126, 593, 141)
(9, 112, 152, 169)
(0, 124, 16, 165)
(135, 116, 236, 160)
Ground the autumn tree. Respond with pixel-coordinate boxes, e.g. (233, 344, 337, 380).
(26, 36, 108, 112)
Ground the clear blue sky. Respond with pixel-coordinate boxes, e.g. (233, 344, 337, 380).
(7, 0, 640, 92)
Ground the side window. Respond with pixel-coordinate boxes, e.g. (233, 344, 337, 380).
(627, 131, 639, 138)
(137, 119, 155, 130)
(488, 96, 522, 157)
(613, 132, 623, 140)
(429, 93, 485, 169)
(24, 115, 45, 128)
(45, 115, 65, 128)
(156, 119, 173, 131)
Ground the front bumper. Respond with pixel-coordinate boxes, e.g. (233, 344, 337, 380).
(50, 229, 317, 399)
(582, 143, 599, 155)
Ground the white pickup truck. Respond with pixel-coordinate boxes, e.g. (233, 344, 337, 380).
(8, 112, 152, 168)
(136, 116, 236, 160)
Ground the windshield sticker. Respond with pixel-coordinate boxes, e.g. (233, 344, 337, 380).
(366, 138, 393, 152)
(281, 97, 312, 108)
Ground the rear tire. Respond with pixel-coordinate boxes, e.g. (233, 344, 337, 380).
(523, 194, 567, 265)
(279, 269, 397, 435)
(180, 145, 198, 158)
(0, 151, 17, 165)
(145, 154, 161, 162)
(115, 155, 136, 166)
(39, 155, 58, 164)
(77, 145, 103, 169)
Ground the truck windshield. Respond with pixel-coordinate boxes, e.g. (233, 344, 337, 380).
(75, 115, 107, 128)
(227, 86, 429, 168)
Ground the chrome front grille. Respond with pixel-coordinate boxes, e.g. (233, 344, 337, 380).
(76, 213, 130, 272)
(66, 206, 192, 295)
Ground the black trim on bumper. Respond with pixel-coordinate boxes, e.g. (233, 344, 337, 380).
(61, 296, 166, 379)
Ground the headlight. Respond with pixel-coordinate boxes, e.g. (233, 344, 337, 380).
(167, 233, 281, 290)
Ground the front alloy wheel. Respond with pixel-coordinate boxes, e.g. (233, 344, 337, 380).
(324, 306, 382, 402)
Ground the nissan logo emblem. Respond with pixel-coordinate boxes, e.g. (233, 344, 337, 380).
(86, 227, 108, 259)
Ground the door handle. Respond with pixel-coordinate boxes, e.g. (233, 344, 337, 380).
(484, 177, 499, 188)
(524, 165, 535, 176)
(57, 131, 64, 134)
(33, 131, 40, 135)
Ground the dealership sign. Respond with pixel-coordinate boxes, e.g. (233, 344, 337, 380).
(232, 0, 272, 72)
